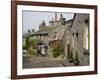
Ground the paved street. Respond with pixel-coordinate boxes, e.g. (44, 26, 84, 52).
(23, 53, 89, 69)
(23, 57, 67, 68)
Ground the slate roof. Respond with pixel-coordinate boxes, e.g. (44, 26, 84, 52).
(24, 19, 73, 42)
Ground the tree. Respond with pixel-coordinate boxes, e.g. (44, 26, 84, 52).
(25, 36, 30, 50)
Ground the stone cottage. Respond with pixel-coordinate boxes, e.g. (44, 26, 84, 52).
(23, 13, 89, 65)
(62, 13, 89, 64)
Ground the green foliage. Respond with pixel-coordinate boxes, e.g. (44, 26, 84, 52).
(25, 36, 40, 48)
(23, 45, 27, 50)
(24, 36, 42, 55)
(25, 36, 30, 50)
(27, 47, 37, 55)
(23, 35, 43, 55)
(30, 39, 37, 48)
(52, 46, 62, 58)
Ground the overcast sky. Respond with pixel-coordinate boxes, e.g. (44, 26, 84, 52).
(22, 11, 74, 35)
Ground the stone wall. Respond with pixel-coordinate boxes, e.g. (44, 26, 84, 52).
(61, 13, 89, 64)
(70, 13, 89, 64)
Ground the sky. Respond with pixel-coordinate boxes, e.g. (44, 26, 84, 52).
(22, 11, 74, 35)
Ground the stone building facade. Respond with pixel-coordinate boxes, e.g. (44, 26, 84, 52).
(24, 13, 89, 65)
(71, 13, 89, 64)
(33, 14, 73, 48)
(62, 13, 89, 64)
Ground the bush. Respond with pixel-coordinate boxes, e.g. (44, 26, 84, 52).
(52, 46, 62, 58)
(24, 36, 41, 55)
(23, 45, 27, 50)
(27, 47, 37, 55)
(25, 36, 30, 50)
